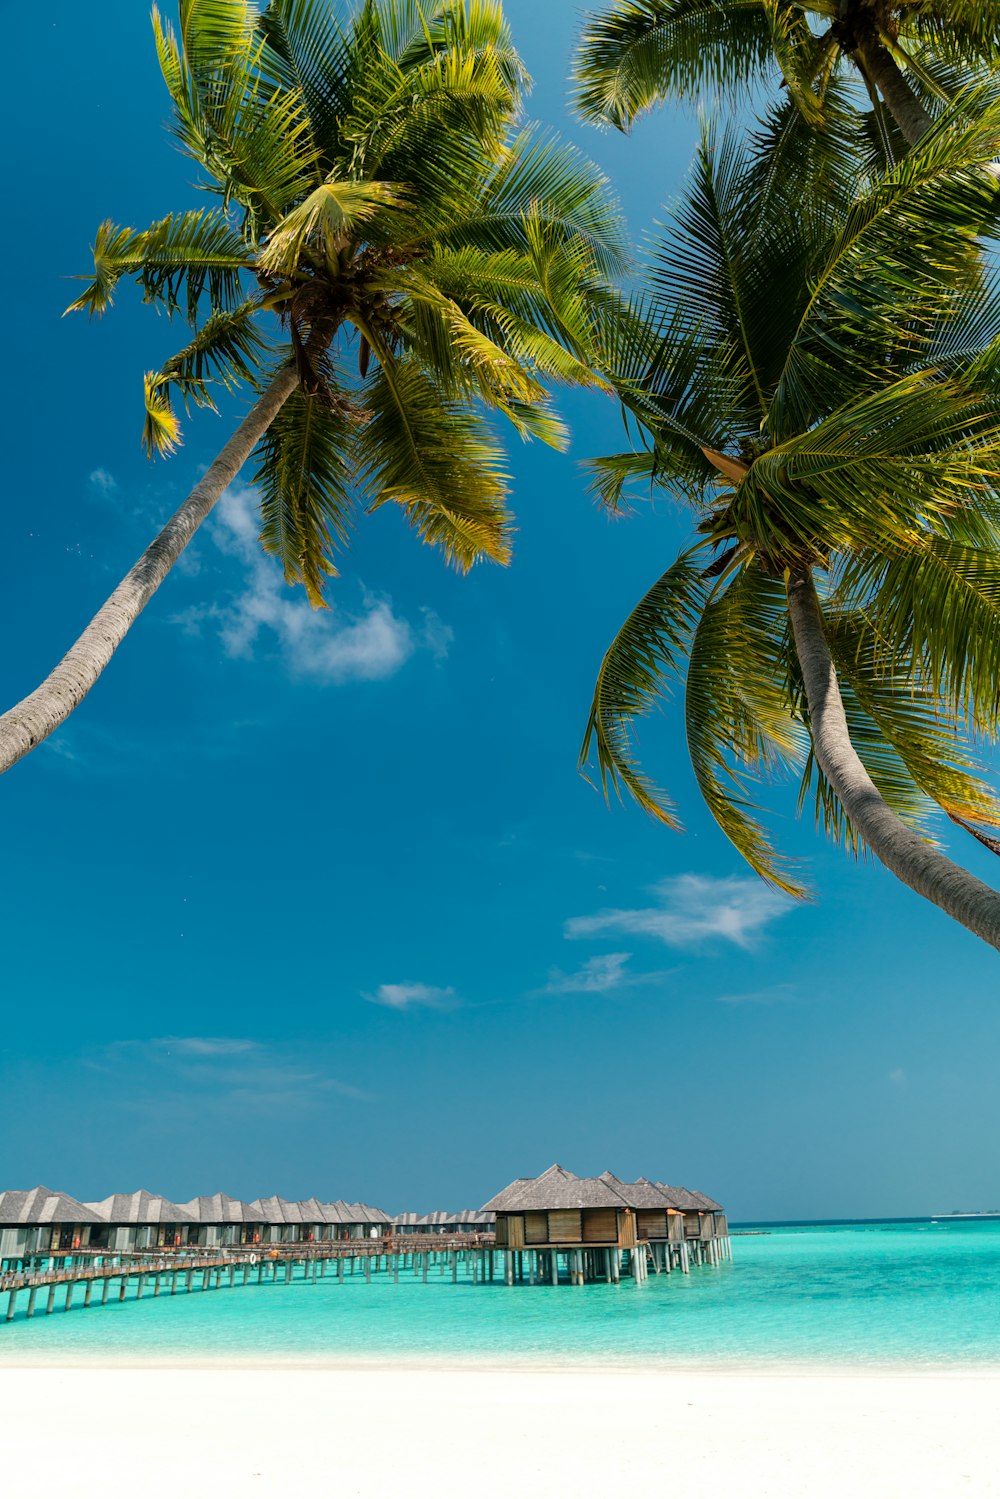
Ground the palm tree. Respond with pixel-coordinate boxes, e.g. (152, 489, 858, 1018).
(0, 0, 626, 776)
(573, 0, 1000, 149)
(580, 96, 1000, 951)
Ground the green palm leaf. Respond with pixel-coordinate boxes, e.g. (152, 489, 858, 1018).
(580, 549, 709, 827)
(255, 381, 358, 605)
(685, 567, 808, 893)
(361, 350, 513, 570)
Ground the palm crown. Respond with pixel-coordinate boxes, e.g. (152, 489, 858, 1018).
(70, 0, 627, 605)
(573, 0, 1000, 149)
(581, 93, 1000, 909)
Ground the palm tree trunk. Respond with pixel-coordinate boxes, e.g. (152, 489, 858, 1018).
(785, 569, 1000, 953)
(0, 362, 300, 777)
(856, 37, 935, 147)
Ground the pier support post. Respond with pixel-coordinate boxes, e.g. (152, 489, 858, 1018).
(119, 1278, 128, 1302)
(46, 1284, 56, 1314)
(84, 1280, 94, 1307)
(65, 1284, 74, 1311)
(680, 1240, 690, 1274)
(27, 1286, 37, 1318)
(5, 1289, 16, 1321)
(338, 1259, 344, 1284)
(102, 1279, 110, 1305)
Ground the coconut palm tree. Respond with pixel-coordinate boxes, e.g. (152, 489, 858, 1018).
(0, 0, 626, 776)
(573, 0, 1000, 149)
(580, 95, 1000, 951)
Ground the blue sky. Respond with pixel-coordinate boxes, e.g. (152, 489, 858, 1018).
(1, 0, 999, 1222)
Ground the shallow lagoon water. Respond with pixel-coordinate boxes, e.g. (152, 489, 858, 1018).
(3, 1220, 1000, 1368)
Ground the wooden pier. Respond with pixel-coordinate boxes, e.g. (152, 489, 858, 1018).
(0, 1224, 730, 1326)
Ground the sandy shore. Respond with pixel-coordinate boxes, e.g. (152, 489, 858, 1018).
(2, 1365, 998, 1495)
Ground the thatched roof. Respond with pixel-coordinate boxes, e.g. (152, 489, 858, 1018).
(484, 1165, 724, 1213)
(654, 1183, 723, 1212)
(394, 1209, 495, 1228)
(87, 1190, 195, 1224)
(483, 1164, 625, 1212)
(180, 1193, 259, 1224)
(0, 1186, 104, 1225)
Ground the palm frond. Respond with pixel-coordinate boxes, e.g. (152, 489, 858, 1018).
(769, 84, 1000, 436)
(65, 211, 250, 320)
(684, 565, 808, 893)
(827, 610, 1000, 831)
(437, 126, 629, 280)
(840, 534, 1000, 734)
(255, 382, 357, 604)
(580, 548, 708, 827)
(153, 1, 321, 232)
(573, 0, 774, 129)
(258, 178, 408, 275)
(360, 349, 512, 570)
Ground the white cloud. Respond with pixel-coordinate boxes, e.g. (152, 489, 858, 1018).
(714, 984, 798, 1006)
(154, 1037, 257, 1057)
(175, 483, 448, 685)
(565, 873, 793, 951)
(365, 981, 457, 1011)
(88, 1036, 372, 1110)
(542, 952, 635, 995)
(88, 468, 118, 496)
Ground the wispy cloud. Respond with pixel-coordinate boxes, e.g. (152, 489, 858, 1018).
(542, 952, 635, 995)
(174, 483, 451, 684)
(88, 468, 118, 497)
(153, 1036, 257, 1057)
(714, 984, 799, 1006)
(364, 981, 457, 1011)
(565, 873, 793, 951)
(88, 1036, 372, 1110)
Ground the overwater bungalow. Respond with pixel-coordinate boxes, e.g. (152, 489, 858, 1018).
(85, 1191, 196, 1252)
(393, 1210, 495, 1235)
(0, 1187, 105, 1266)
(483, 1164, 731, 1283)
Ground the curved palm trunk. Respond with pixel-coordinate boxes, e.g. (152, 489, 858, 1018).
(786, 569, 1000, 953)
(856, 39, 935, 148)
(0, 363, 300, 777)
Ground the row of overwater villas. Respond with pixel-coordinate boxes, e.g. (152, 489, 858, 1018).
(484, 1166, 729, 1250)
(0, 1187, 394, 1265)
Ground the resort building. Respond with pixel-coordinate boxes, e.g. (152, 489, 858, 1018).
(0, 1188, 104, 1265)
(0, 1186, 392, 1265)
(393, 1210, 495, 1235)
(248, 1198, 391, 1243)
(483, 1164, 731, 1283)
(85, 1192, 196, 1252)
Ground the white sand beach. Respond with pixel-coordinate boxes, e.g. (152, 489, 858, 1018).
(2, 1365, 998, 1496)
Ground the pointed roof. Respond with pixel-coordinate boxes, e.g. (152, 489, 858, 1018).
(482, 1164, 625, 1212)
(484, 1167, 724, 1214)
(654, 1183, 722, 1212)
(180, 1193, 259, 1224)
(0, 1187, 104, 1225)
(598, 1172, 677, 1210)
(86, 1190, 195, 1224)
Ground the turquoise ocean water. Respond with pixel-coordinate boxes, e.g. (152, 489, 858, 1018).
(3, 1220, 1000, 1369)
